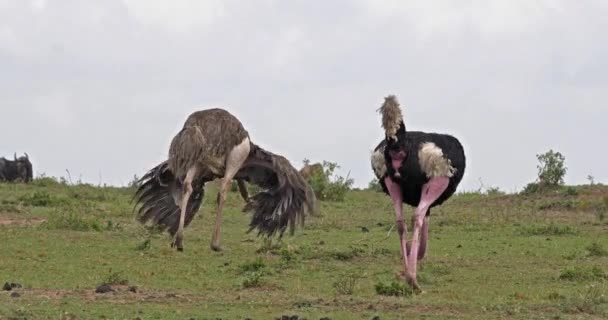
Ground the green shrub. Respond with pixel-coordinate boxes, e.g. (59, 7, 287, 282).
(536, 149, 567, 186)
(375, 281, 413, 297)
(307, 161, 353, 202)
(242, 271, 264, 288)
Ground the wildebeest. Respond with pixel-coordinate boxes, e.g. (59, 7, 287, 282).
(0, 153, 33, 183)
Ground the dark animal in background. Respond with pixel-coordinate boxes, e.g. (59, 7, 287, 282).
(371, 95, 466, 292)
(0, 153, 33, 183)
(133, 108, 317, 252)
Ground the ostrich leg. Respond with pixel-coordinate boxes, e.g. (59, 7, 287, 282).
(211, 138, 251, 252)
(408, 177, 449, 282)
(383, 176, 415, 289)
(173, 166, 197, 251)
(236, 179, 249, 202)
(407, 213, 429, 260)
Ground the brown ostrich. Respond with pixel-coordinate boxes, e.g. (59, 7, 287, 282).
(133, 108, 317, 252)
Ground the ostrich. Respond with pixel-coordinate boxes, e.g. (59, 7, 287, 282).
(133, 108, 317, 252)
(370, 95, 466, 292)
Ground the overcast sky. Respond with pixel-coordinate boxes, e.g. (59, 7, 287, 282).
(1, 0, 606, 192)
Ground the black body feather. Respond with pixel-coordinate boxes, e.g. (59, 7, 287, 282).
(133, 161, 209, 236)
(373, 130, 466, 211)
(236, 143, 316, 237)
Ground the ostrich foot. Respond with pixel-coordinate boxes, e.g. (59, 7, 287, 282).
(171, 238, 184, 252)
(210, 243, 223, 252)
(396, 271, 423, 294)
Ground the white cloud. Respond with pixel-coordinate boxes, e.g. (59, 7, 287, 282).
(358, 0, 566, 37)
(33, 90, 75, 129)
(30, 0, 47, 12)
(122, 0, 226, 32)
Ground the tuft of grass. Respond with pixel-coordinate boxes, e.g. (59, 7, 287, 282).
(537, 199, 578, 211)
(239, 257, 266, 273)
(19, 191, 65, 207)
(586, 243, 608, 257)
(135, 239, 152, 251)
(559, 266, 607, 281)
(241, 271, 264, 289)
(330, 246, 365, 261)
(43, 212, 102, 232)
(518, 223, 578, 236)
(104, 269, 129, 286)
(375, 281, 413, 297)
(560, 283, 608, 316)
(255, 238, 284, 254)
(333, 273, 359, 295)
(562, 186, 579, 196)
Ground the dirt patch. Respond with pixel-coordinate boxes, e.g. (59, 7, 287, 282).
(0, 217, 46, 226)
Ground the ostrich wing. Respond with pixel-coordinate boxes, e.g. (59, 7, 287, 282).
(235, 143, 317, 238)
(133, 161, 206, 236)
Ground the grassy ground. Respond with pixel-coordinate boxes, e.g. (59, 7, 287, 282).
(1, 178, 607, 319)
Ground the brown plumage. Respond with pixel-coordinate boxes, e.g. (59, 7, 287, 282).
(133, 108, 317, 252)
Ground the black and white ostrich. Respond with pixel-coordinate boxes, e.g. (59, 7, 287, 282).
(133, 108, 317, 252)
(371, 95, 466, 292)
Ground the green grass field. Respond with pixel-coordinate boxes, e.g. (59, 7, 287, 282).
(1, 178, 607, 319)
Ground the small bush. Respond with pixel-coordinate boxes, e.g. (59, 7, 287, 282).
(333, 273, 359, 295)
(586, 243, 608, 257)
(242, 271, 264, 288)
(307, 161, 354, 202)
(375, 281, 413, 297)
(563, 186, 579, 196)
(521, 182, 542, 195)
